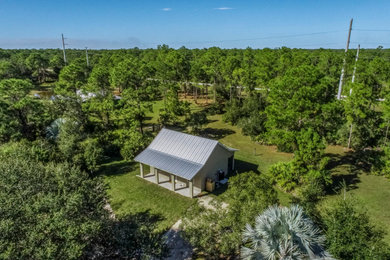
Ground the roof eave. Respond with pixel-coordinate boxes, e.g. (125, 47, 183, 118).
(218, 142, 238, 152)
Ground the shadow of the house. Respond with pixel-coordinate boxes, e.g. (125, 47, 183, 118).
(234, 159, 260, 175)
(211, 159, 260, 197)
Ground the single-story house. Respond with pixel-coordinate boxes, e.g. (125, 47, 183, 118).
(134, 128, 237, 198)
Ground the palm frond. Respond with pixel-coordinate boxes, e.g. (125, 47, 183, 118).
(46, 118, 66, 141)
(241, 205, 333, 260)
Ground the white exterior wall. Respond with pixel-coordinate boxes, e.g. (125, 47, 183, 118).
(193, 144, 234, 190)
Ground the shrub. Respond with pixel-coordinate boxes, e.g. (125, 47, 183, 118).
(223, 99, 243, 125)
(186, 111, 208, 133)
(239, 112, 267, 139)
(268, 161, 297, 191)
(158, 109, 177, 126)
(372, 147, 390, 178)
(205, 102, 224, 115)
(181, 203, 237, 259)
(295, 180, 325, 221)
(81, 138, 104, 173)
(227, 171, 278, 225)
(322, 196, 390, 259)
(112, 129, 151, 161)
(268, 128, 331, 192)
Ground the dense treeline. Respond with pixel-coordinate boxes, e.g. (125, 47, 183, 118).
(1, 46, 390, 259)
(2, 46, 390, 141)
(2, 46, 390, 173)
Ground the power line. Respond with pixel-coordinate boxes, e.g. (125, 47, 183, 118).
(354, 28, 390, 32)
(288, 42, 341, 47)
(149, 30, 345, 46)
(351, 41, 390, 45)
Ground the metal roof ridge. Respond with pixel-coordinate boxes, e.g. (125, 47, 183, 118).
(146, 147, 204, 167)
(161, 128, 219, 144)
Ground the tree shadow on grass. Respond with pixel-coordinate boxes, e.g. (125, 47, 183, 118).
(323, 150, 378, 195)
(326, 149, 383, 173)
(98, 159, 136, 177)
(97, 210, 169, 259)
(199, 127, 235, 140)
(205, 119, 218, 124)
(116, 210, 165, 229)
(326, 171, 361, 195)
(325, 152, 356, 172)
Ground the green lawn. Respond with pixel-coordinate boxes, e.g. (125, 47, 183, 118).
(146, 100, 165, 124)
(100, 159, 193, 231)
(348, 174, 390, 242)
(319, 146, 390, 243)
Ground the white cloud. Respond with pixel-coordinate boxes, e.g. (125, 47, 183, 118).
(162, 8, 171, 11)
(214, 7, 233, 10)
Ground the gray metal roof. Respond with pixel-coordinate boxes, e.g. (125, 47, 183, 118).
(148, 128, 218, 164)
(134, 149, 203, 180)
(134, 128, 235, 180)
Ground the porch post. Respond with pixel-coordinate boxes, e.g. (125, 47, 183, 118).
(232, 156, 235, 170)
(155, 168, 159, 184)
(140, 163, 144, 178)
(189, 180, 194, 198)
(171, 175, 176, 191)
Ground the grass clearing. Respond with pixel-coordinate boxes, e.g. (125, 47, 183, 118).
(319, 173, 390, 243)
(100, 159, 193, 232)
(348, 174, 390, 242)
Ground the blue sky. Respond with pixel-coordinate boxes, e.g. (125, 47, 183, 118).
(0, 0, 389, 49)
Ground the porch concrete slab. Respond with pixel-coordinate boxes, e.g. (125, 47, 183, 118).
(139, 173, 202, 198)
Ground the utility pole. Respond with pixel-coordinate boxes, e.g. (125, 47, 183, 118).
(61, 34, 67, 65)
(337, 18, 353, 100)
(351, 44, 360, 85)
(347, 44, 360, 149)
(85, 47, 90, 67)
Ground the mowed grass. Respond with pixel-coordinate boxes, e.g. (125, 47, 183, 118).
(319, 173, 390, 243)
(100, 159, 193, 231)
(349, 174, 390, 242)
(320, 145, 390, 243)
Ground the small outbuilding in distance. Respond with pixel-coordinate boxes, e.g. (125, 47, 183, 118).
(134, 128, 237, 198)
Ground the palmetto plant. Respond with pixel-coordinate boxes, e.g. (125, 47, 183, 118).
(46, 118, 66, 141)
(241, 205, 333, 260)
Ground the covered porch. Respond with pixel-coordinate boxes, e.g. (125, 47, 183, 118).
(138, 163, 201, 198)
